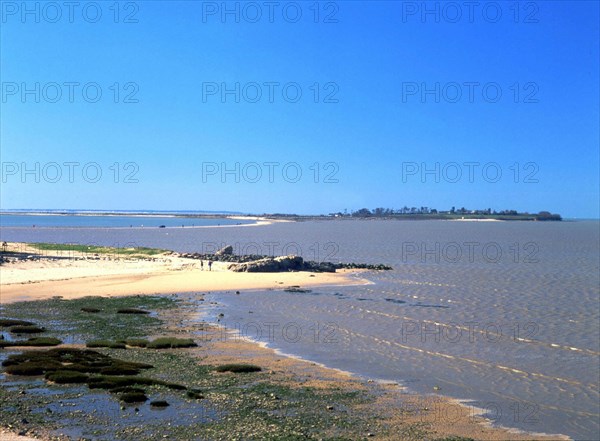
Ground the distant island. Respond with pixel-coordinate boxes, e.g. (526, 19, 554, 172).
(263, 207, 563, 222)
(1, 207, 563, 222)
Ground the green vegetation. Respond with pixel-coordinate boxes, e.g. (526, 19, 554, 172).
(4, 362, 48, 375)
(0, 295, 460, 440)
(87, 336, 197, 350)
(119, 391, 148, 403)
(147, 337, 197, 349)
(2, 347, 188, 408)
(29, 242, 169, 256)
(45, 371, 89, 384)
(8, 325, 45, 334)
(2, 348, 153, 377)
(341, 207, 562, 221)
(122, 338, 150, 347)
(0, 319, 35, 327)
(81, 307, 101, 313)
(87, 375, 185, 391)
(86, 340, 127, 349)
(0, 337, 62, 348)
(0, 295, 175, 343)
(215, 363, 262, 373)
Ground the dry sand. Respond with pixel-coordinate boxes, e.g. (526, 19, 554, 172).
(0, 243, 567, 440)
(0, 243, 368, 304)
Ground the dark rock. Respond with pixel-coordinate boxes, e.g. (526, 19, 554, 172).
(302, 261, 337, 273)
(228, 255, 304, 273)
(150, 400, 169, 407)
(284, 287, 312, 293)
(178, 251, 392, 272)
(215, 245, 234, 256)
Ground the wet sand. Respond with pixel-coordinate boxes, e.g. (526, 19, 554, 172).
(167, 294, 568, 441)
(0, 243, 567, 440)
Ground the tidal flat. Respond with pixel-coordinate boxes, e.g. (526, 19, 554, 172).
(0, 294, 476, 441)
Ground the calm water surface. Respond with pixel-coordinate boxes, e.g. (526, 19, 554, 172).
(0, 214, 253, 228)
(1, 218, 598, 440)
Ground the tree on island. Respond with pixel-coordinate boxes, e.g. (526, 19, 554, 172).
(347, 207, 562, 221)
(535, 211, 562, 221)
(353, 208, 373, 217)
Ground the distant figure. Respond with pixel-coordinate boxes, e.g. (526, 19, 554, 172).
(1, 241, 7, 252)
(200, 260, 204, 271)
(208, 260, 213, 271)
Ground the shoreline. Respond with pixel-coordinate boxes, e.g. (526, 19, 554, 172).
(0, 243, 367, 304)
(0, 215, 286, 230)
(198, 297, 571, 441)
(1, 213, 576, 228)
(0, 243, 570, 440)
(0, 290, 570, 441)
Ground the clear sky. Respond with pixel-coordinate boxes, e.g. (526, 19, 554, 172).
(1, 1, 598, 217)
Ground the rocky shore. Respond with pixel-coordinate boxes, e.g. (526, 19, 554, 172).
(178, 246, 393, 273)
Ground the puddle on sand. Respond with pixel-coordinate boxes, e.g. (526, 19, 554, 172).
(1, 330, 16, 342)
(28, 386, 73, 396)
(1, 349, 223, 440)
(1, 377, 46, 389)
(40, 391, 222, 440)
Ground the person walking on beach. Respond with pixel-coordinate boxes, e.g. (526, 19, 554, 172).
(208, 260, 212, 271)
(200, 260, 204, 271)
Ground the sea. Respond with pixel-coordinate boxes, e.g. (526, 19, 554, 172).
(1, 214, 598, 440)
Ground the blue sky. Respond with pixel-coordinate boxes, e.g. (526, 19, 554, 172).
(1, 1, 598, 217)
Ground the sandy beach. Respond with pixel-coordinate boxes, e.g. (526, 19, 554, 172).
(0, 243, 366, 304)
(0, 243, 568, 440)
